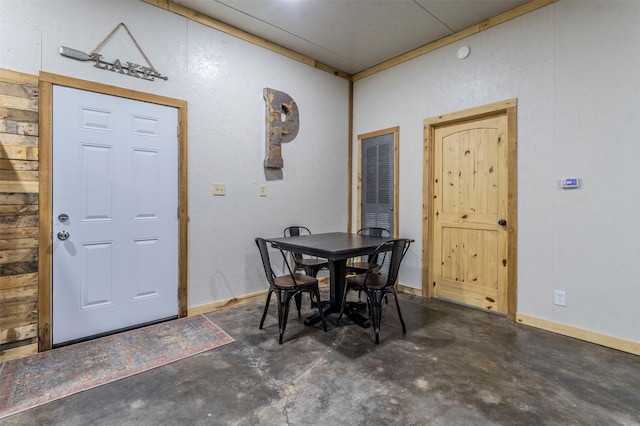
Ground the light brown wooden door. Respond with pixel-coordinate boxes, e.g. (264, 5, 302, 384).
(431, 114, 509, 313)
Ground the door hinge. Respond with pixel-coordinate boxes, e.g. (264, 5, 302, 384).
(177, 125, 180, 138)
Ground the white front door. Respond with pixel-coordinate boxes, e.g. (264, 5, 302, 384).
(52, 85, 179, 345)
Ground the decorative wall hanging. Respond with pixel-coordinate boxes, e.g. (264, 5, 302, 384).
(263, 88, 299, 169)
(58, 22, 168, 81)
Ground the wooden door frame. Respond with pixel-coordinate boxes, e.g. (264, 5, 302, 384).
(38, 72, 189, 351)
(422, 99, 517, 320)
(355, 126, 399, 237)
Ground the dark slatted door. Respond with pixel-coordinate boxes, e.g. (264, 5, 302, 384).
(361, 133, 394, 234)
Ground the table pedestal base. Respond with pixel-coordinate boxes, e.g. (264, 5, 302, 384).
(304, 301, 371, 329)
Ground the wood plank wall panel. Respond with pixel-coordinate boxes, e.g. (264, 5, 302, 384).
(0, 69, 39, 361)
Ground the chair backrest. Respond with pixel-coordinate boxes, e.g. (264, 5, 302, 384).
(357, 227, 391, 238)
(357, 227, 391, 265)
(283, 226, 312, 264)
(364, 238, 411, 288)
(256, 237, 277, 286)
(284, 226, 312, 238)
(256, 237, 298, 286)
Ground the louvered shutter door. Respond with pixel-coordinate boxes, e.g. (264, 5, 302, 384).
(362, 133, 394, 233)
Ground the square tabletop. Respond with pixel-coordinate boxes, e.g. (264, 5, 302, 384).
(267, 232, 390, 260)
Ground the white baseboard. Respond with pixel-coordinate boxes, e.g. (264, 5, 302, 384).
(517, 313, 639, 356)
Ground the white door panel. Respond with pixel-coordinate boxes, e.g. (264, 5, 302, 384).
(52, 85, 178, 344)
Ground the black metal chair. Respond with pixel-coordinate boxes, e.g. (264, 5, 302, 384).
(338, 238, 411, 344)
(283, 226, 329, 277)
(346, 227, 391, 275)
(256, 237, 327, 344)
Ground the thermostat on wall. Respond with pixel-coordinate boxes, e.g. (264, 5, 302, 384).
(560, 178, 580, 188)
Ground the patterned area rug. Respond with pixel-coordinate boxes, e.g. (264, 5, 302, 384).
(0, 315, 234, 419)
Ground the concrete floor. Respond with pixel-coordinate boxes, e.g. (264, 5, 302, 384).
(5, 292, 640, 425)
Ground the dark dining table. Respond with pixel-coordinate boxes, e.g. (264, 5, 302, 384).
(267, 232, 391, 328)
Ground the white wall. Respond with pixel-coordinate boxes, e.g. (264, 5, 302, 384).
(3, 0, 637, 344)
(353, 0, 640, 343)
(0, 0, 349, 307)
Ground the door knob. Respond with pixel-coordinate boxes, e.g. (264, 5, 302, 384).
(498, 219, 507, 226)
(57, 230, 70, 241)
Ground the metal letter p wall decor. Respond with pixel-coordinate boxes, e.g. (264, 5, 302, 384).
(263, 88, 299, 169)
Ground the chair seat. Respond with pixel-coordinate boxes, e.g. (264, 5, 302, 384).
(274, 273, 318, 288)
(347, 273, 387, 289)
(294, 257, 329, 278)
(297, 258, 328, 268)
(347, 261, 378, 273)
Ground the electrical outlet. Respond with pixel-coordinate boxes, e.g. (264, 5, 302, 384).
(213, 183, 226, 196)
(259, 184, 267, 197)
(554, 290, 567, 307)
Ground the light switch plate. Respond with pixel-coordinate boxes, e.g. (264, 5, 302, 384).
(554, 290, 567, 307)
(213, 183, 226, 196)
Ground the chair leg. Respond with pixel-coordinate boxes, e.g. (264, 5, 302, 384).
(259, 289, 273, 329)
(301, 266, 317, 308)
(337, 282, 351, 326)
(310, 267, 324, 306)
(391, 289, 407, 334)
(279, 291, 293, 344)
(275, 290, 283, 343)
(370, 290, 383, 344)
(313, 288, 327, 332)
(294, 293, 302, 317)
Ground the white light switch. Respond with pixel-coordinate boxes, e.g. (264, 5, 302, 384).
(259, 184, 267, 197)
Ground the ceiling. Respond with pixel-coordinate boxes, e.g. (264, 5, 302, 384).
(172, 0, 532, 75)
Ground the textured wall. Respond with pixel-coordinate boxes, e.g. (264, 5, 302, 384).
(353, 0, 640, 343)
(0, 0, 349, 316)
